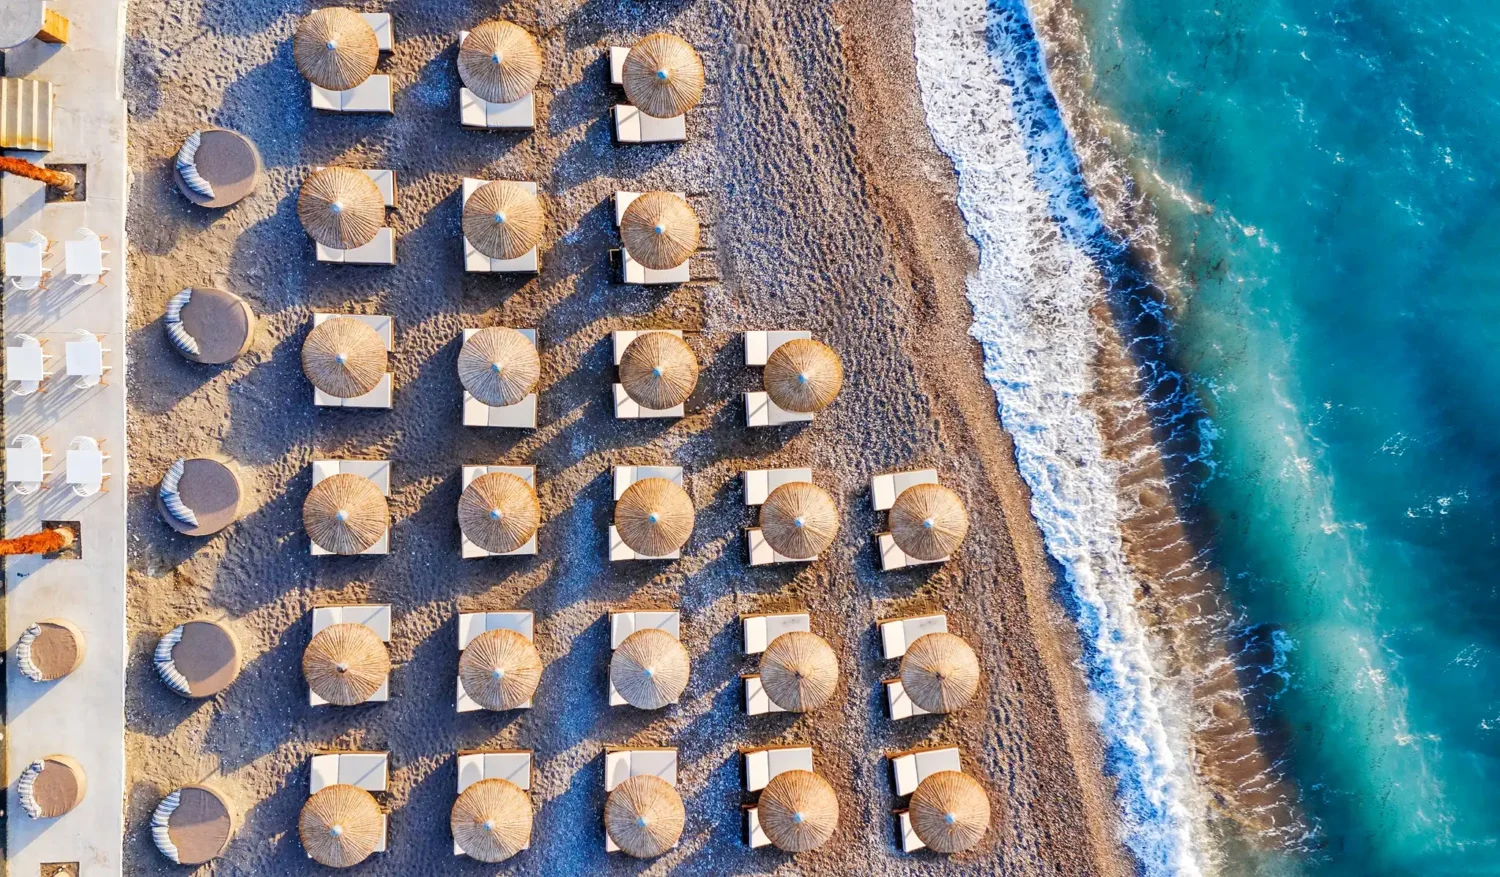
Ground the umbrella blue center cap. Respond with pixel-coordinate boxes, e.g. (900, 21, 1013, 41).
(642, 667, 654, 678)
(798, 372, 809, 384)
(653, 223, 666, 235)
(652, 366, 663, 377)
(330, 201, 343, 215)
(793, 517, 805, 529)
(637, 816, 650, 827)
(945, 812, 957, 824)
(491, 362, 503, 373)
(923, 517, 935, 529)
(335, 509, 349, 521)
(489, 508, 503, 520)
(494, 211, 507, 224)
(329, 823, 344, 837)
(793, 811, 805, 823)
(491, 667, 505, 679)
(335, 662, 349, 673)
(325, 39, 338, 51)
(656, 68, 669, 80)
(335, 352, 348, 364)
(483, 819, 495, 831)
(647, 512, 660, 523)
(491, 51, 503, 65)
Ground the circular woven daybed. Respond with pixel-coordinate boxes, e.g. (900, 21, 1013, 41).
(17, 755, 86, 819)
(151, 784, 235, 865)
(154, 619, 243, 699)
(174, 128, 262, 209)
(163, 288, 256, 365)
(15, 618, 85, 682)
(157, 457, 244, 536)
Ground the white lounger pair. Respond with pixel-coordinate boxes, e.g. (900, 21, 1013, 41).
(311, 460, 391, 554)
(311, 13, 394, 113)
(612, 330, 685, 418)
(609, 466, 683, 561)
(308, 751, 388, 856)
(742, 467, 816, 565)
(462, 328, 538, 428)
(890, 746, 964, 852)
(604, 747, 678, 853)
(744, 330, 816, 427)
(608, 610, 680, 705)
(455, 750, 532, 856)
(607, 48, 686, 144)
(309, 605, 391, 705)
(312, 314, 394, 407)
(458, 30, 535, 130)
(879, 612, 948, 720)
(456, 611, 534, 711)
(463, 179, 539, 273)
(460, 466, 538, 557)
(871, 469, 949, 571)
(742, 746, 814, 848)
(741, 610, 812, 716)
(316, 169, 397, 264)
(613, 193, 690, 284)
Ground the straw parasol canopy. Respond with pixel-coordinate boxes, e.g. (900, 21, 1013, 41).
(302, 623, 390, 706)
(619, 332, 698, 409)
(758, 770, 839, 853)
(908, 771, 990, 854)
(451, 778, 532, 862)
(760, 631, 839, 712)
(458, 20, 543, 104)
(900, 632, 980, 714)
(462, 181, 544, 260)
(764, 339, 844, 413)
(758, 482, 839, 559)
(458, 629, 542, 711)
(614, 477, 695, 557)
(303, 473, 389, 555)
(458, 327, 539, 407)
(294, 8, 378, 91)
(889, 483, 970, 561)
(458, 472, 541, 554)
(298, 167, 385, 250)
(620, 192, 699, 271)
(604, 775, 685, 858)
(622, 33, 705, 118)
(610, 628, 690, 710)
(299, 784, 384, 868)
(302, 317, 387, 399)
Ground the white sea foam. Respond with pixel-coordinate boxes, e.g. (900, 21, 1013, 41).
(908, 0, 1203, 872)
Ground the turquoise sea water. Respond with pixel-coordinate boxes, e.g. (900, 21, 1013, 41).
(1063, 0, 1500, 872)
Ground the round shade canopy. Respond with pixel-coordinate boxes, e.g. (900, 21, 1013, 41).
(451, 778, 532, 862)
(909, 771, 990, 854)
(760, 631, 839, 712)
(458, 327, 539, 407)
(900, 632, 980, 714)
(610, 628, 690, 710)
(458, 629, 542, 711)
(622, 33, 705, 118)
(764, 339, 844, 413)
(298, 167, 385, 249)
(618, 332, 698, 410)
(458, 20, 543, 104)
(758, 770, 839, 852)
(462, 181, 543, 260)
(302, 317, 387, 399)
(604, 775, 685, 858)
(614, 477, 695, 557)
(303, 473, 388, 555)
(458, 472, 541, 554)
(758, 482, 839, 559)
(302, 623, 390, 706)
(889, 483, 969, 561)
(299, 784, 384, 868)
(620, 192, 699, 271)
(294, 8, 378, 91)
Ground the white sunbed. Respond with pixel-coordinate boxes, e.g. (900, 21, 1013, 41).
(461, 328, 538, 428)
(455, 750, 533, 855)
(316, 169, 396, 265)
(604, 746, 678, 853)
(309, 605, 392, 705)
(459, 465, 538, 558)
(871, 470, 948, 571)
(888, 746, 962, 797)
(311, 18, 394, 114)
(883, 678, 933, 721)
(308, 751, 388, 856)
(312, 314, 394, 408)
(878, 613, 948, 660)
(609, 466, 684, 562)
(740, 612, 811, 655)
(607, 47, 686, 144)
(742, 745, 816, 849)
(459, 30, 535, 130)
(463, 178, 539, 274)
(310, 460, 391, 555)
(608, 609, 680, 705)
(742, 674, 786, 716)
(743, 330, 817, 427)
(457, 611, 535, 712)
(613, 193, 691, 284)
(742, 468, 818, 565)
(612, 329, 686, 419)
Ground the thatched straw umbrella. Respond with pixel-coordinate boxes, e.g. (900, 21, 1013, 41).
(758, 482, 838, 559)
(618, 332, 698, 409)
(451, 778, 532, 862)
(908, 771, 989, 854)
(458, 327, 539, 407)
(622, 34, 705, 118)
(604, 775, 684, 858)
(294, 8, 378, 91)
(889, 483, 969, 561)
(610, 628, 690, 709)
(459, 629, 542, 711)
(900, 632, 980, 714)
(303, 473, 389, 555)
(458, 20, 543, 104)
(764, 339, 844, 413)
(760, 631, 839, 712)
(614, 477, 695, 557)
(298, 167, 385, 250)
(758, 770, 839, 853)
(620, 192, 699, 271)
(462, 181, 543, 260)
(458, 472, 541, 554)
(302, 317, 387, 399)
(303, 623, 390, 706)
(299, 784, 384, 868)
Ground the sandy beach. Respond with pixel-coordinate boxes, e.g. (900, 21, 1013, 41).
(122, 0, 1130, 872)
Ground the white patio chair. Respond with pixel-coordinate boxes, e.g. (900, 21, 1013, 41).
(8, 334, 50, 396)
(66, 436, 109, 497)
(7, 435, 50, 495)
